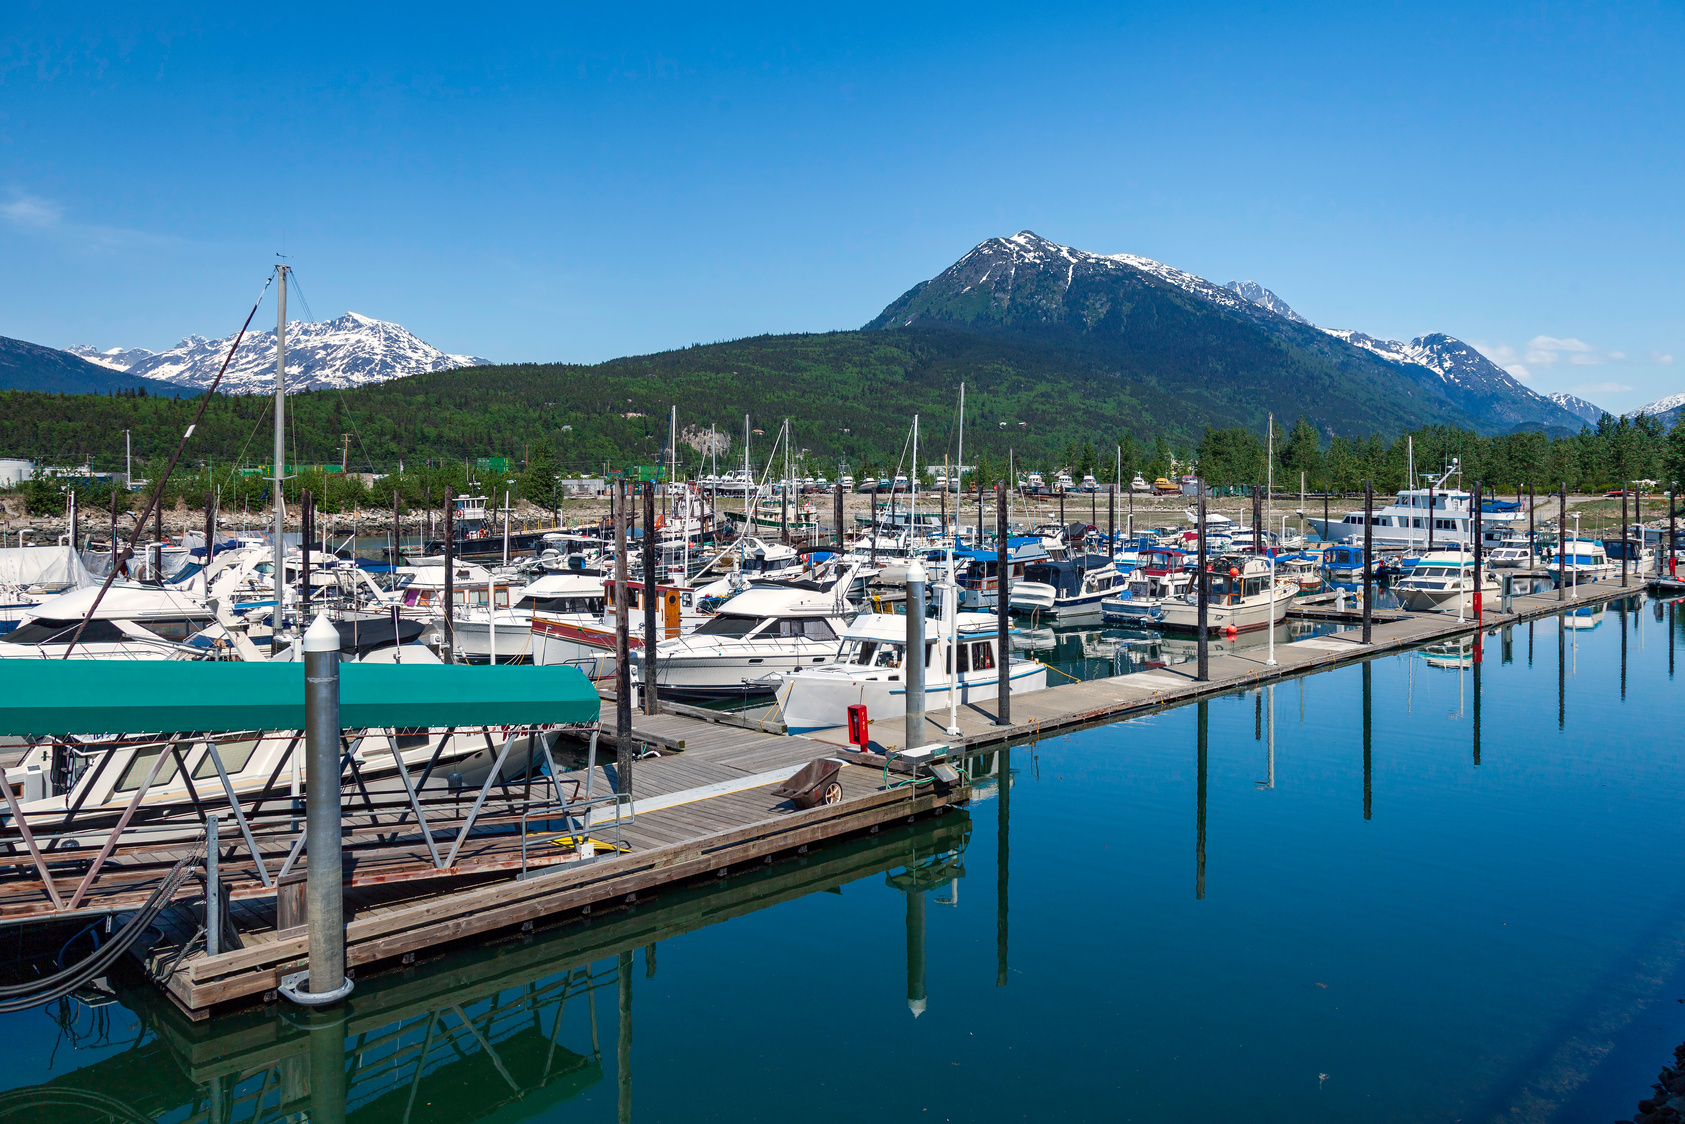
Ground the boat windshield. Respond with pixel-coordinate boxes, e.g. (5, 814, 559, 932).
(3, 618, 131, 645)
(691, 614, 765, 638)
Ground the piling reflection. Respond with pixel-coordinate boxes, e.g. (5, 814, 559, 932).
(1196, 700, 1208, 901)
(1362, 662, 1372, 822)
(0, 813, 970, 1124)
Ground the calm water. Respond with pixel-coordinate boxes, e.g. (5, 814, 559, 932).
(2, 595, 1681, 1123)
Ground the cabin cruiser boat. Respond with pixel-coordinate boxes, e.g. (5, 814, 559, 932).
(0, 585, 221, 660)
(1390, 550, 1502, 612)
(1483, 534, 1537, 568)
(1548, 538, 1618, 583)
(1054, 471, 1076, 492)
(773, 607, 1046, 735)
(1100, 548, 1192, 623)
(444, 572, 606, 663)
(1148, 557, 1296, 633)
(1321, 544, 1367, 582)
(1130, 474, 1153, 494)
(529, 577, 709, 677)
(1008, 560, 1127, 622)
(1080, 474, 1099, 492)
(625, 574, 861, 698)
(1306, 462, 1527, 551)
(1273, 552, 1325, 592)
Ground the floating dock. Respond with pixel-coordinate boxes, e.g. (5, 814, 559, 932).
(111, 710, 965, 1018)
(810, 578, 1663, 755)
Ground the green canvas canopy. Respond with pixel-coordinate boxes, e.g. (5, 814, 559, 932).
(0, 661, 601, 737)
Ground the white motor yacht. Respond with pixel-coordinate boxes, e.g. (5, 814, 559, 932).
(1548, 538, 1618, 583)
(1008, 560, 1128, 622)
(775, 606, 1044, 735)
(0, 585, 220, 660)
(1391, 550, 1503, 612)
(1306, 462, 1527, 552)
(625, 572, 860, 698)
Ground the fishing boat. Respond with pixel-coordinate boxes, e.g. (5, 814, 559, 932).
(1099, 548, 1193, 623)
(1273, 552, 1325, 592)
(529, 577, 706, 677)
(1321, 544, 1367, 582)
(1390, 550, 1502, 612)
(1130, 474, 1153, 494)
(1147, 557, 1296, 633)
(772, 608, 1046, 734)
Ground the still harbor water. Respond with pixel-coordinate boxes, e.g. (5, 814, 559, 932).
(1, 595, 1680, 1123)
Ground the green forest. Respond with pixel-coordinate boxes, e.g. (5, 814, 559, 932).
(2, 325, 1683, 517)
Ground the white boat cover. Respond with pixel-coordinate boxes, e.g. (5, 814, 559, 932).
(0, 546, 98, 591)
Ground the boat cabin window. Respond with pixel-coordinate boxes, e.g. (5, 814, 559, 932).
(523, 594, 603, 615)
(970, 641, 995, 671)
(116, 746, 181, 792)
(843, 640, 879, 665)
(192, 738, 260, 779)
(775, 618, 837, 641)
(692, 614, 763, 638)
(3, 618, 129, 646)
(142, 616, 214, 642)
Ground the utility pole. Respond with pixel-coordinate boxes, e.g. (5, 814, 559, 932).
(341, 433, 351, 473)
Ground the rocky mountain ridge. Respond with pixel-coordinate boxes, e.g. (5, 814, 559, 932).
(69, 312, 486, 395)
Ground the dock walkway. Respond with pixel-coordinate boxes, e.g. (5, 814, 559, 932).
(808, 579, 1656, 755)
(109, 713, 963, 1017)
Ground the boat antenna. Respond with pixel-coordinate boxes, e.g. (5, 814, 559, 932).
(61, 272, 274, 658)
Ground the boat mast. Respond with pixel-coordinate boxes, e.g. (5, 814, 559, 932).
(956, 383, 965, 542)
(272, 264, 290, 650)
(911, 413, 919, 542)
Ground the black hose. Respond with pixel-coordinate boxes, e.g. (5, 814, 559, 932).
(0, 841, 204, 1011)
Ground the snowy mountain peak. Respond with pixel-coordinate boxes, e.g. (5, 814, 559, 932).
(1224, 280, 1309, 324)
(66, 344, 159, 371)
(70, 313, 487, 395)
(1628, 392, 1685, 428)
(1546, 391, 1607, 426)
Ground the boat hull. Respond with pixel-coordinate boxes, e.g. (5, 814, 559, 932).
(776, 662, 1047, 735)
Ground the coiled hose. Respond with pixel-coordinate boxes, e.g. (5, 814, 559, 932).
(0, 838, 205, 1014)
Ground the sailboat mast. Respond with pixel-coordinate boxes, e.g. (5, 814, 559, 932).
(956, 383, 965, 540)
(272, 264, 289, 648)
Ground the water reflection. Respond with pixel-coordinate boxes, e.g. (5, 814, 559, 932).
(0, 815, 969, 1124)
(1016, 619, 1352, 683)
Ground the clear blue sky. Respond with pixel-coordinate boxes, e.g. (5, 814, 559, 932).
(2, 1, 1680, 412)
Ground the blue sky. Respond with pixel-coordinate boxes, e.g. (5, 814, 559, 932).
(2, 1, 1681, 412)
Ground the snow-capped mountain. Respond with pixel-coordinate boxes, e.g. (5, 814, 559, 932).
(66, 344, 161, 371)
(1223, 280, 1309, 324)
(875, 231, 1580, 433)
(1628, 392, 1685, 428)
(1546, 391, 1607, 426)
(70, 313, 487, 395)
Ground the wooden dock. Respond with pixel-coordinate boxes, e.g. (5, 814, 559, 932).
(125, 708, 966, 1018)
(807, 578, 1660, 756)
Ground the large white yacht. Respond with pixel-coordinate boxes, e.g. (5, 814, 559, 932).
(444, 572, 606, 663)
(1305, 462, 1526, 551)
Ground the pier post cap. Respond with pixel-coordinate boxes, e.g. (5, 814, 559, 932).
(303, 613, 340, 653)
(905, 558, 927, 583)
